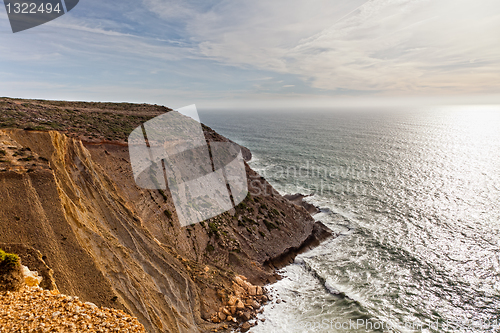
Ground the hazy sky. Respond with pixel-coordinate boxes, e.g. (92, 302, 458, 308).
(1, 0, 499, 109)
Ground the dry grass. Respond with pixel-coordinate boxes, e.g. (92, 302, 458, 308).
(0, 97, 171, 142)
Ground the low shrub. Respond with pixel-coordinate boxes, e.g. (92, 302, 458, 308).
(208, 222, 219, 235)
(0, 249, 23, 291)
(0, 249, 20, 267)
(263, 219, 278, 231)
(158, 190, 168, 202)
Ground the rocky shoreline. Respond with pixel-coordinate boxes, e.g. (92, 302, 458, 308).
(210, 193, 333, 332)
(0, 199, 332, 333)
(209, 275, 267, 332)
(0, 98, 334, 333)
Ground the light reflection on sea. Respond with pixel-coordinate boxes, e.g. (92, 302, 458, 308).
(200, 106, 500, 332)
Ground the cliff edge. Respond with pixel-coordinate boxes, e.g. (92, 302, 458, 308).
(0, 98, 331, 332)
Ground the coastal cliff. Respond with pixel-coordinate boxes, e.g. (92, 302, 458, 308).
(0, 98, 331, 332)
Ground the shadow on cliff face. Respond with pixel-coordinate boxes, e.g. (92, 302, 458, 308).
(0, 125, 332, 332)
(0, 129, 204, 332)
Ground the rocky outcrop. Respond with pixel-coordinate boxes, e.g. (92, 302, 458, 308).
(0, 243, 57, 290)
(201, 123, 252, 162)
(284, 193, 320, 215)
(210, 275, 266, 326)
(264, 221, 333, 269)
(0, 247, 46, 292)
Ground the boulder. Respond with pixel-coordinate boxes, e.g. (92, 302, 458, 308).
(211, 314, 221, 323)
(234, 276, 246, 288)
(84, 302, 98, 311)
(240, 311, 252, 321)
(236, 300, 245, 310)
(241, 322, 251, 332)
(232, 282, 246, 297)
(227, 295, 238, 306)
(248, 286, 257, 296)
(21, 265, 42, 287)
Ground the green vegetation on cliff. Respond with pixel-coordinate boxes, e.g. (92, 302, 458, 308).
(0, 248, 23, 292)
(0, 249, 19, 267)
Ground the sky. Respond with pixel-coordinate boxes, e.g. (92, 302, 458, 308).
(0, 0, 499, 110)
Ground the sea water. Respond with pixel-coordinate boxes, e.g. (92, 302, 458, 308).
(200, 106, 500, 332)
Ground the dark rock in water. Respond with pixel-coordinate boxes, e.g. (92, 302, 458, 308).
(284, 193, 320, 215)
(264, 221, 334, 270)
(283, 193, 306, 201)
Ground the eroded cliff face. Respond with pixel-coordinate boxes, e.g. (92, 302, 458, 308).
(0, 128, 320, 332)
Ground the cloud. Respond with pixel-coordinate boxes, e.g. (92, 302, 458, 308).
(142, 0, 211, 20)
(0, 14, 194, 66)
(144, 0, 500, 95)
(249, 77, 274, 81)
(2, 0, 499, 108)
(286, 0, 500, 93)
(141, 0, 366, 70)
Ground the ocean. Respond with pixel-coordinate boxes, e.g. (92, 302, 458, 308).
(200, 106, 500, 333)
